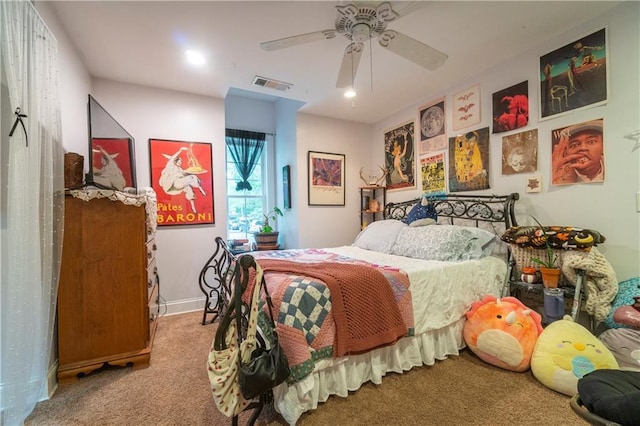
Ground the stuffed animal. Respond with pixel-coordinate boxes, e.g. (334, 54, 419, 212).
(599, 328, 640, 371)
(605, 277, 640, 329)
(464, 295, 543, 372)
(531, 315, 618, 396)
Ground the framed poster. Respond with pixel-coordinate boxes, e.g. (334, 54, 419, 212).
(452, 83, 481, 131)
(418, 98, 446, 153)
(501, 129, 538, 175)
(539, 27, 607, 120)
(149, 138, 214, 226)
(550, 118, 604, 186)
(420, 150, 446, 195)
(283, 165, 291, 209)
(308, 151, 345, 206)
(384, 120, 416, 191)
(90, 137, 136, 191)
(492, 80, 529, 134)
(448, 127, 490, 192)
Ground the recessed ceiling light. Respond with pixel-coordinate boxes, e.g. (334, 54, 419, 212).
(185, 49, 205, 66)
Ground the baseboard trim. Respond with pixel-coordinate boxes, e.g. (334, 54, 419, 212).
(46, 360, 58, 400)
(160, 296, 206, 317)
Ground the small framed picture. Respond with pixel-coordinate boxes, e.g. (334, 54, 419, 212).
(90, 137, 136, 191)
(308, 151, 345, 206)
(452, 83, 481, 131)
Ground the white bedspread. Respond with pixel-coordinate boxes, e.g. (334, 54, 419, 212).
(272, 246, 507, 424)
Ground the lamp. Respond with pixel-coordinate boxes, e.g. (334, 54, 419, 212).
(344, 41, 357, 101)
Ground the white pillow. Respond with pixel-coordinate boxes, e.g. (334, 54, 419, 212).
(353, 219, 407, 253)
(409, 218, 437, 227)
(465, 227, 498, 258)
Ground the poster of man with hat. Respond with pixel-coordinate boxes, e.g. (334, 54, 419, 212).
(551, 118, 604, 185)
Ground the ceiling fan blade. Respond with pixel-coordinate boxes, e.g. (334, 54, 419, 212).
(386, 1, 428, 18)
(377, 30, 448, 70)
(260, 30, 336, 51)
(336, 42, 364, 88)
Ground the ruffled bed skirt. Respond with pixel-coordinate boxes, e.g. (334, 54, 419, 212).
(273, 317, 466, 425)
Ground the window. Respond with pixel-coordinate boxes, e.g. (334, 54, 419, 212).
(225, 131, 274, 240)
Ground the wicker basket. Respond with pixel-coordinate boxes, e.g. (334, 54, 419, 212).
(509, 243, 565, 277)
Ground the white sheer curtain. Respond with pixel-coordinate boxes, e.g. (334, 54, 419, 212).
(0, 1, 64, 424)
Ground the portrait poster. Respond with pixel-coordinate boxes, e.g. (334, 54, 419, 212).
(418, 98, 446, 153)
(550, 118, 604, 186)
(452, 83, 481, 131)
(539, 27, 607, 120)
(308, 151, 345, 206)
(502, 129, 538, 175)
(149, 139, 214, 226)
(90, 137, 136, 191)
(420, 151, 446, 195)
(492, 81, 529, 134)
(384, 120, 416, 191)
(448, 127, 490, 192)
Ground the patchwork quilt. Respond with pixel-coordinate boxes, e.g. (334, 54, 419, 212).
(251, 249, 413, 383)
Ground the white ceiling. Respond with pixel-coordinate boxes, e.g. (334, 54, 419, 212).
(48, 1, 621, 124)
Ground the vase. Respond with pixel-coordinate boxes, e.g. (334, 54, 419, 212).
(540, 267, 561, 288)
(521, 266, 540, 284)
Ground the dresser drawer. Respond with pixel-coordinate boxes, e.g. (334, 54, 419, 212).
(147, 257, 158, 302)
(146, 238, 157, 266)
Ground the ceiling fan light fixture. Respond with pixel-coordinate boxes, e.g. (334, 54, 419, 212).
(185, 49, 205, 66)
(344, 87, 356, 98)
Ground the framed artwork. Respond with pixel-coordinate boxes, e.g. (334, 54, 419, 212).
(448, 126, 490, 192)
(384, 120, 416, 191)
(149, 138, 214, 226)
(539, 27, 607, 120)
(308, 151, 345, 206)
(502, 129, 538, 175)
(283, 165, 291, 209)
(420, 151, 446, 195)
(418, 98, 446, 153)
(526, 174, 542, 193)
(452, 83, 481, 131)
(492, 81, 529, 134)
(550, 118, 604, 186)
(90, 137, 136, 191)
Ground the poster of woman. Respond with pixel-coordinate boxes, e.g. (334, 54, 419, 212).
(448, 127, 490, 192)
(149, 139, 214, 226)
(384, 120, 415, 191)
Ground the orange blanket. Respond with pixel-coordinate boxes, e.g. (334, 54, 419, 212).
(257, 259, 408, 357)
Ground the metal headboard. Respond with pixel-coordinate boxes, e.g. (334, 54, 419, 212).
(384, 192, 520, 229)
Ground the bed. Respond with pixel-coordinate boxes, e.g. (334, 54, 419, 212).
(201, 192, 519, 425)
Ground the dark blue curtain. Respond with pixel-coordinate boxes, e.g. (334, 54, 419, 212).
(225, 129, 266, 191)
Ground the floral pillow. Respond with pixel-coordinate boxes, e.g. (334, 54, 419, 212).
(391, 225, 477, 261)
(501, 225, 605, 251)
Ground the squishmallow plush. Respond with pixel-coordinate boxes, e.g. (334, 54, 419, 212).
(605, 277, 640, 329)
(531, 315, 619, 396)
(599, 328, 640, 371)
(464, 295, 543, 372)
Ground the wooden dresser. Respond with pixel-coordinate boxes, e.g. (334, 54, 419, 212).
(57, 190, 159, 383)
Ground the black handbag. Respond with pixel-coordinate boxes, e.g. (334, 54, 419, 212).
(238, 275, 290, 400)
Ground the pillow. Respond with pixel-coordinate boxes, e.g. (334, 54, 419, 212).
(599, 328, 640, 371)
(402, 201, 437, 225)
(605, 277, 640, 329)
(353, 219, 406, 254)
(391, 225, 477, 261)
(466, 227, 498, 258)
(409, 218, 436, 227)
(501, 225, 605, 252)
(464, 295, 543, 372)
(531, 315, 619, 396)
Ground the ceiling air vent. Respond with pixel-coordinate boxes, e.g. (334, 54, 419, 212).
(252, 75, 292, 91)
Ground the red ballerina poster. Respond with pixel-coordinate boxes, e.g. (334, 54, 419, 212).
(149, 138, 214, 226)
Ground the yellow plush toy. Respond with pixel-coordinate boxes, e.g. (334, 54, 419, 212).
(531, 315, 619, 396)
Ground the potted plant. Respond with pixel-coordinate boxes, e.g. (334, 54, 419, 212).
(530, 216, 561, 288)
(253, 206, 283, 249)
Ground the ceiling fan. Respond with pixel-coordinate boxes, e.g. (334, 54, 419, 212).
(259, 1, 448, 89)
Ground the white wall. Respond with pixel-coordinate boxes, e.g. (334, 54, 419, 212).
(91, 79, 225, 314)
(296, 113, 373, 248)
(371, 2, 640, 281)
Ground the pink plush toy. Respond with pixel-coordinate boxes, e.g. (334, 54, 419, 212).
(464, 295, 543, 372)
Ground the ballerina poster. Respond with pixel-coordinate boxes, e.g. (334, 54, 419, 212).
(149, 138, 214, 226)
